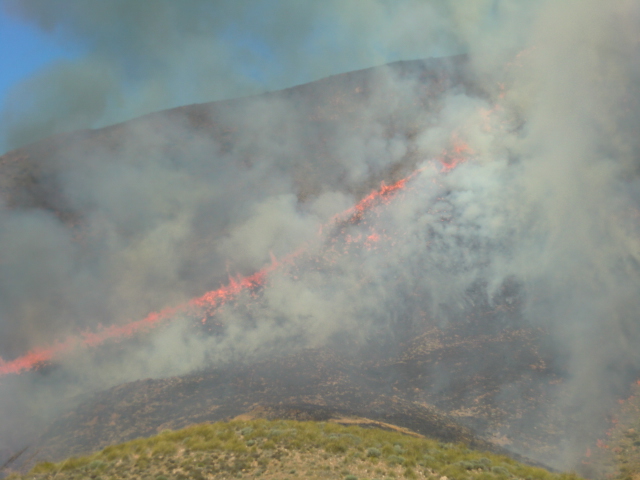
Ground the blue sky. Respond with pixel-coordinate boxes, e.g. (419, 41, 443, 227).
(0, 2, 464, 154)
(0, 8, 80, 111)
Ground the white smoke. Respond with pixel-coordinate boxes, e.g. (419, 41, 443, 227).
(0, 0, 639, 471)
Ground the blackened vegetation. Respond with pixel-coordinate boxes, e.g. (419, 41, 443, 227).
(22, 305, 564, 472)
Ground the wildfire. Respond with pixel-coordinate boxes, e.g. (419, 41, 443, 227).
(439, 134, 474, 172)
(0, 137, 474, 378)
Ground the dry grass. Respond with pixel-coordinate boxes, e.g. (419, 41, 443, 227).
(9, 420, 583, 480)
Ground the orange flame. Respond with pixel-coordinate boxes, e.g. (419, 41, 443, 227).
(439, 134, 474, 172)
(0, 149, 472, 378)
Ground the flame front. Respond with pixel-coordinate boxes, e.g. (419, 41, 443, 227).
(0, 141, 473, 378)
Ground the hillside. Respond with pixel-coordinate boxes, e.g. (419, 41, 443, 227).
(25, 329, 563, 470)
(0, 51, 637, 480)
(6, 420, 581, 480)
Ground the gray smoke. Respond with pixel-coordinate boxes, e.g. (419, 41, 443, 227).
(0, 0, 639, 471)
(0, 0, 461, 152)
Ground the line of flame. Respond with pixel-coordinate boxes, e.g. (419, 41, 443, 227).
(0, 171, 420, 377)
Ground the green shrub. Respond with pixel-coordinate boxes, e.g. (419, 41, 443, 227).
(477, 473, 498, 480)
(30, 461, 56, 474)
(89, 460, 107, 471)
(442, 462, 473, 479)
(60, 456, 91, 471)
(457, 460, 476, 470)
(151, 441, 177, 456)
(492, 465, 511, 476)
(343, 434, 362, 444)
(326, 440, 348, 454)
(367, 447, 382, 458)
(226, 438, 247, 453)
(102, 444, 129, 461)
(419, 454, 437, 467)
(387, 455, 405, 465)
(217, 429, 234, 441)
(187, 439, 221, 451)
(404, 467, 418, 479)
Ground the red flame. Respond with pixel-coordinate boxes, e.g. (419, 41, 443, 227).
(439, 134, 474, 172)
(0, 145, 474, 378)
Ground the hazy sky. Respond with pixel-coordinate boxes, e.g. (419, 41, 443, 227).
(0, 0, 467, 154)
(0, 7, 80, 111)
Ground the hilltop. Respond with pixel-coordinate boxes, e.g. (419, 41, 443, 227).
(6, 420, 581, 480)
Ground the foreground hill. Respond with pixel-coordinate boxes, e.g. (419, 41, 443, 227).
(7, 420, 581, 480)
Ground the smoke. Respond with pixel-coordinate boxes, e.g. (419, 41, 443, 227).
(0, 0, 461, 152)
(0, 0, 639, 471)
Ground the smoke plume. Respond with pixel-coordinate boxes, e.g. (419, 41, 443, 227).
(0, 0, 639, 471)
